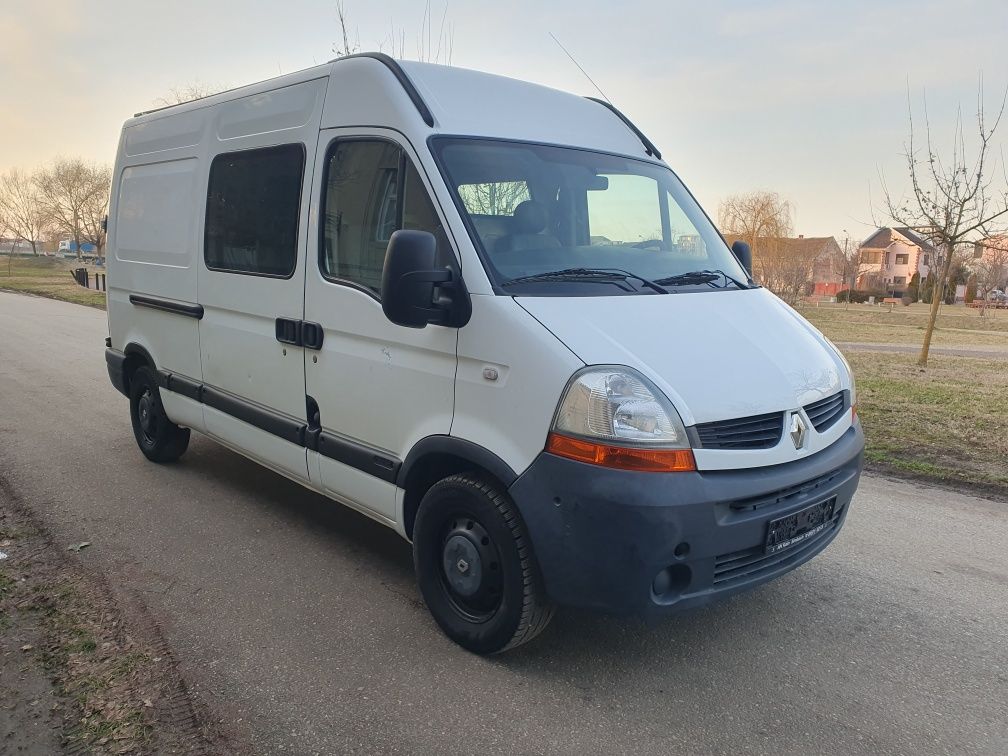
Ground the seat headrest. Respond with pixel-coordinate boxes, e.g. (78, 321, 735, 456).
(512, 201, 549, 234)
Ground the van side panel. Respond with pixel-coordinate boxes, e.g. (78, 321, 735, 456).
(108, 145, 204, 397)
(452, 296, 583, 476)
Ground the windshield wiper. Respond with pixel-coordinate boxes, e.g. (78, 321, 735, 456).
(503, 267, 669, 294)
(655, 269, 750, 290)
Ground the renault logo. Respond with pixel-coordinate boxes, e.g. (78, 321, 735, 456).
(789, 412, 807, 449)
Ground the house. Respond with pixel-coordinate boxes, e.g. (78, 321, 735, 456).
(722, 234, 844, 295)
(972, 235, 1008, 294)
(857, 227, 935, 294)
(795, 236, 844, 295)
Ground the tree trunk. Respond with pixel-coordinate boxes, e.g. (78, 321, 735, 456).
(917, 248, 954, 367)
(74, 209, 81, 261)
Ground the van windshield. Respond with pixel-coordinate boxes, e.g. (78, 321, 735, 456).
(431, 138, 750, 296)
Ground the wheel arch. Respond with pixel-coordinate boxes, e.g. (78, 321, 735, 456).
(398, 436, 519, 540)
(121, 342, 157, 394)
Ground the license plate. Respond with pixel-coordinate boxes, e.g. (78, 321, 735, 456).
(764, 497, 837, 554)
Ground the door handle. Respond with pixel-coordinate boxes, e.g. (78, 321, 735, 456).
(301, 321, 324, 350)
(275, 317, 302, 346)
(274, 318, 324, 350)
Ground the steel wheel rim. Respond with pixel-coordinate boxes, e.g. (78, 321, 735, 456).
(438, 514, 503, 622)
(138, 388, 157, 444)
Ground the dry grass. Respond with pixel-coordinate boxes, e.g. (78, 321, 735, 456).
(798, 302, 1008, 347)
(0, 255, 106, 309)
(848, 351, 1008, 491)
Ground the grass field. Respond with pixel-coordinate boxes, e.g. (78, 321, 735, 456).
(0, 255, 106, 308)
(798, 304, 1007, 494)
(798, 301, 1008, 347)
(848, 351, 1008, 492)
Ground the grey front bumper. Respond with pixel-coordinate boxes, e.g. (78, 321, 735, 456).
(508, 422, 865, 616)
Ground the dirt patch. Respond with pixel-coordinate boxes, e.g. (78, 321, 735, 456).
(0, 476, 239, 754)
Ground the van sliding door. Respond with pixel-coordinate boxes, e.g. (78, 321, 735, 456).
(196, 78, 327, 482)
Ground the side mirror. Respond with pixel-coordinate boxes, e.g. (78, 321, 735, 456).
(381, 229, 471, 328)
(731, 240, 753, 277)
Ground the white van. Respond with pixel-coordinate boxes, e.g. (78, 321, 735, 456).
(104, 54, 864, 654)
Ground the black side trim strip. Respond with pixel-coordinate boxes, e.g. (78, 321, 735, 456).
(129, 294, 204, 319)
(156, 370, 204, 402)
(317, 432, 401, 484)
(202, 386, 306, 446)
(584, 97, 661, 160)
(155, 371, 405, 484)
(336, 52, 435, 127)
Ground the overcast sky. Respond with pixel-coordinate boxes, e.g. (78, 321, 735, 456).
(2, 0, 1006, 241)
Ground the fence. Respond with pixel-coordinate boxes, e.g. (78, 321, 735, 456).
(71, 268, 106, 292)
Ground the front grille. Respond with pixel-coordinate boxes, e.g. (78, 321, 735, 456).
(728, 467, 844, 511)
(804, 391, 846, 432)
(695, 412, 783, 450)
(713, 510, 842, 587)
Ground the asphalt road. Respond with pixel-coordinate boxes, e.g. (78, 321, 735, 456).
(2, 290, 1006, 756)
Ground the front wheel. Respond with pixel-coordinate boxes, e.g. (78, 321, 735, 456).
(129, 366, 190, 463)
(413, 473, 553, 654)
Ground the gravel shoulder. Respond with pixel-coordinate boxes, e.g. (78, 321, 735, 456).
(0, 476, 240, 756)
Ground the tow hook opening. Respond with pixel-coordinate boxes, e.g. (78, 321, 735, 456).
(652, 563, 692, 603)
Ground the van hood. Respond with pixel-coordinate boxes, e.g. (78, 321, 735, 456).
(516, 288, 847, 426)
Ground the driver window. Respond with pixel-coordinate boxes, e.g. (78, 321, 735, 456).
(321, 139, 452, 294)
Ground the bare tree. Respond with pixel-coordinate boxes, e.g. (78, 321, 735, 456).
(334, 1, 454, 64)
(719, 191, 813, 305)
(154, 81, 226, 107)
(80, 164, 112, 261)
(973, 236, 1008, 316)
(0, 201, 10, 276)
(0, 168, 50, 258)
(883, 82, 1008, 366)
(457, 182, 529, 216)
(758, 238, 818, 306)
(35, 159, 110, 261)
(332, 0, 360, 58)
(719, 190, 793, 254)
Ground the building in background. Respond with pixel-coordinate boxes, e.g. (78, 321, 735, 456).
(794, 236, 844, 295)
(857, 227, 935, 295)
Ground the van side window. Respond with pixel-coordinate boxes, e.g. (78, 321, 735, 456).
(321, 140, 451, 295)
(204, 144, 305, 277)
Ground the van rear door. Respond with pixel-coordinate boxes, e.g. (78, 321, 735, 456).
(303, 129, 458, 521)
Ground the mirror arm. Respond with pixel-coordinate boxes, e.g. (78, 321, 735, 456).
(396, 267, 468, 327)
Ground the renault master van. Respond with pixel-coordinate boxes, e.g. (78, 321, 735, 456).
(104, 54, 864, 654)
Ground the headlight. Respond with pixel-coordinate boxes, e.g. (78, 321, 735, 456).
(546, 367, 695, 472)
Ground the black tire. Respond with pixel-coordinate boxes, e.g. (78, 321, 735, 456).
(413, 473, 554, 654)
(128, 366, 190, 463)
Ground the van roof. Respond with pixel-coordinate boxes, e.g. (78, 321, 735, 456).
(127, 53, 660, 162)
